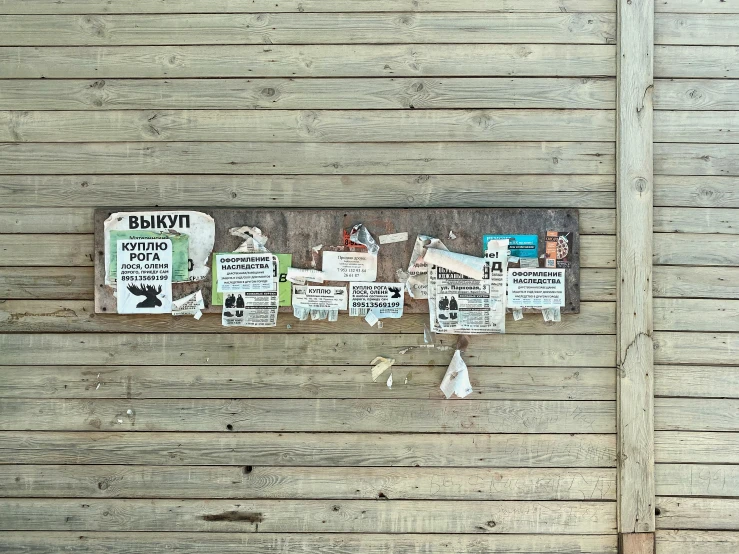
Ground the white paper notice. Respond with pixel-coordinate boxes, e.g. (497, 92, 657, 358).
(293, 286, 348, 311)
(428, 240, 508, 335)
(349, 282, 405, 318)
(220, 254, 280, 327)
(440, 350, 473, 399)
(104, 211, 215, 284)
(172, 290, 205, 316)
(116, 238, 173, 314)
(322, 251, 377, 282)
(216, 253, 277, 293)
(508, 268, 565, 309)
(379, 232, 409, 245)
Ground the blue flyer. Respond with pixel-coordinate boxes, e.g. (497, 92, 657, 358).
(483, 234, 538, 258)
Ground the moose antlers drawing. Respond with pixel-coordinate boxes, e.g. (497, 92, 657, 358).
(126, 283, 163, 308)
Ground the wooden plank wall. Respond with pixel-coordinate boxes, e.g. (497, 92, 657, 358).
(652, 1, 739, 553)
(0, 1, 621, 552)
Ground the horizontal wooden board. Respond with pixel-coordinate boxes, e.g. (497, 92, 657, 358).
(0, 333, 618, 367)
(656, 14, 739, 45)
(655, 111, 739, 143)
(0, 398, 616, 433)
(656, 464, 739, 497)
(654, 208, 739, 234)
(0, 532, 620, 554)
(0, 0, 618, 13)
(656, 46, 739, 78)
(654, 176, 739, 208)
(654, 331, 739, 365)
(656, 0, 739, 13)
(655, 398, 739, 431)
(653, 266, 739, 298)
(0, 364, 616, 401)
(654, 233, 739, 265)
(0, 206, 618, 235)
(655, 79, 739, 111)
(0, 174, 616, 208)
(0, 13, 616, 46)
(656, 497, 739, 530)
(0, 142, 616, 175)
(0, 78, 617, 111)
(0, 267, 616, 301)
(655, 432, 739, 464)
(0, 498, 617, 534)
(654, 299, 739, 331)
(0, 235, 92, 266)
(655, 365, 739, 398)
(655, 143, 739, 176)
(656, 531, 739, 554)
(0, 300, 616, 335)
(0, 267, 92, 299)
(0, 464, 617, 500)
(0, 109, 616, 143)
(0, 45, 617, 79)
(0, 432, 618, 466)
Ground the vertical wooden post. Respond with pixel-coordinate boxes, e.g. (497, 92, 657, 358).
(617, 0, 655, 545)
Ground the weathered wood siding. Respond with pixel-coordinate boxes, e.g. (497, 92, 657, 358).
(0, 2, 619, 552)
(653, 1, 739, 552)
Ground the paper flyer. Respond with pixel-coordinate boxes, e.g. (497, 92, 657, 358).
(322, 251, 378, 282)
(222, 287, 279, 327)
(216, 253, 280, 327)
(104, 211, 215, 284)
(349, 282, 405, 318)
(172, 290, 205, 316)
(108, 230, 189, 282)
(212, 253, 291, 307)
(508, 268, 566, 309)
(545, 231, 573, 269)
(406, 235, 449, 299)
(483, 234, 538, 259)
(292, 285, 348, 321)
(116, 238, 173, 314)
(428, 240, 508, 335)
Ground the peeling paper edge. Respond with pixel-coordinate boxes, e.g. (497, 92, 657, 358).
(424, 248, 487, 281)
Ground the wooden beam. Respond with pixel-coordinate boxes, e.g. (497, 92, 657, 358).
(617, 0, 655, 537)
(621, 533, 654, 554)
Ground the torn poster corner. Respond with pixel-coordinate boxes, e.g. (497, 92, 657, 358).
(424, 248, 487, 281)
(349, 224, 379, 256)
(448, 230, 457, 240)
(405, 235, 449, 300)
(386, 373, 393, 389)
(440, 350, 473, 399)
(172, 290, 205, 317)
(230, 225, 269, 253)
(370, 356, 395, 382)
(286, 267, 325, 285)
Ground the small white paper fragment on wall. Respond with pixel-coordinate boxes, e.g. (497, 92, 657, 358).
(386, 373, 393, 389)
(322, 251, 378, 282)
(349, 224, 379, 255)
(365, 309, 380, 327)
(440, 350, 473, 399)
(379, 232, 409, 245)
(172, 290, 205, 316)
(116, 238, 173, 314)
(513, 308, 524, 321)
(371, 356, 395, 382)
(287, 267, 326, 284)
(230, 225, 269, 253)
(424, 248, 487, 281)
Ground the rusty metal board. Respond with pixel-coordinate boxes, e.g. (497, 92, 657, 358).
(95, 208, 580, 314)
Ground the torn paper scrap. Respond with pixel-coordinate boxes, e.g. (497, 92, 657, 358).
(349, 282, 404, 319)
(322, 251, 377, 282)
(513, 308, 524, 321)
(365, 309, 380, 327)
(349, 224, 379, 255)
(448, 230, 457, 240)
(172, 290, 205, 316)
(116, 238, 173, 314)
(507, 268, 565, 309)
(424, 248, 487, 281)
(310, 244, 323, 268)
(230, 225, 269, 253)
(440, 350, 473, 399)
(371, 356, 395, 382)
(287, 267, 325, 285)
(542, 307, 562, 322)
(104, 211, 215, 285)
(379, 232, 409, 245)
(386, 373, 393, 389)
(406, 235, 449, 299)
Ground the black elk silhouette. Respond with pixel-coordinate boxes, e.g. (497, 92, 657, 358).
(388, 286, 402, 299)
(126, 283, 163, 308)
